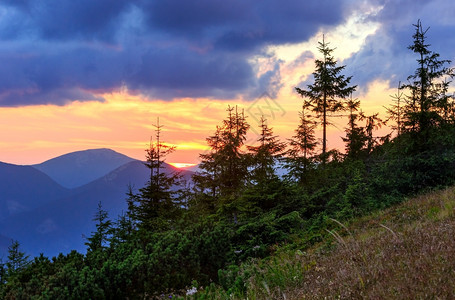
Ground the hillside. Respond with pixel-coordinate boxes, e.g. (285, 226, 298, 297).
(202, 186, 455, 299)
(0, 162, 69, 221)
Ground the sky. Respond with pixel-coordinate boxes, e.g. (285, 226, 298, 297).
(0, 0, 454, 166)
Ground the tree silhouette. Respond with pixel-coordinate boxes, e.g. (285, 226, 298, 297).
(85, 201, 112, 252)
(5, 240, 29, 278)
(247, 116, 285, 185)
(284, 102, 318, 184)
(296, 36, 356, 163)
(386, 81, 405, 136)
(127, 118, 182, 231)
(401, 20, 454, 133)
(193, 106, 250, 219)
(342, 96, 367, 159)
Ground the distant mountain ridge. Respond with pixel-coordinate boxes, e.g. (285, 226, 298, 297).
(32, 148, 135, 188)
(0, 149, 192, 258)
(0, 162, 68, 221)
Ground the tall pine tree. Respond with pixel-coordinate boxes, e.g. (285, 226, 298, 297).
(401, 20, 454, 133)
(296, 36, 356, 163)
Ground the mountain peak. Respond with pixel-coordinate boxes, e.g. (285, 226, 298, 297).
(33, 148, 136, 188)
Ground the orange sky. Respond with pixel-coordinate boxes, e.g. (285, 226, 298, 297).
(0, 79, 395, 166)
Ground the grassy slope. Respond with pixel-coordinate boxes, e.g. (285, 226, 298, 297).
(198, 186, 455, 299)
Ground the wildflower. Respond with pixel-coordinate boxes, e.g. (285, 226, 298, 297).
(186, 287, 197, 296)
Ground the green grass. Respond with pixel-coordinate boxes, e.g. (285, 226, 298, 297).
(184, 186, 455, 299)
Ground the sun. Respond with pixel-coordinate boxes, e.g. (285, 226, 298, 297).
(168, 162, 198, 169)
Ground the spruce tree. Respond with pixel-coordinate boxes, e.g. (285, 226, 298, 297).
(247, 116, 286, 184)
(401, 20, 454, 132)
(342, 97, 367, 160)
(192, 126, 223, 201)
(386, 82, 405, 136)
(218, 106, 250, 199)
(5, 240, 29, 278)
(296, 36, 356, 163)
(284, 102, 318, 184)
(85, 201, 112, 252)
(240, 116, 286, 213)
(193, 106, 250, 217)
(127, 118, 182, 231)
(361, 112, 386, 155)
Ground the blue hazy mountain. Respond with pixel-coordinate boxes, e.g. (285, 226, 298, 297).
(0, 159, 191, 258)
(0, 162, 69, 221)
(186, 164, 201, 173)
(33, 148, 135, 188)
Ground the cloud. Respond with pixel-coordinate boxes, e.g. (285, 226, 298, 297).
(142, 0, 346, 51)
(0, 43, 123, 106)
(1, 0, 132, 41)
(344, 0, 455, 94)
(255, 59, 284, 99)
(125, 47, 254, 100)
(0, 0, 352, 106)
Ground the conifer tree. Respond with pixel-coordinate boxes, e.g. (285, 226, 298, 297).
(386, 82, 405, 136)
(342, 97, 367, 159)
(192, 126, 223, 201)
(219, 106, 250, 199)
(109, 212, 135, 248)
(247, 116, 286, 184)
(5, 240, 29, 278)
(85, 202, 112, 252)
(239, 116, 286, 213)
(127, 118, 181, 231)
(296, 37, 356, 163)
(193, 106, 250, 216)
(361, 112, 386, 155)
(401, 20, 454, 132)
(284, 102, 318, 184)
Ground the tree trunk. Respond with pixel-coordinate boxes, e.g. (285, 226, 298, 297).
(322, 91, 327, 164)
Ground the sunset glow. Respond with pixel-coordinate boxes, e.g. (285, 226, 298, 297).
(168, 163, 198, 169)
(0, 1, 454, 165)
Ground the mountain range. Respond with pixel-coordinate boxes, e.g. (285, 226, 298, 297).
(0, 149, 192, 258)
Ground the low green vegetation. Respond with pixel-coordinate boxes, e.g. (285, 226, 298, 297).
(194, 186, 455, 299)
(1, 20, 455, 299)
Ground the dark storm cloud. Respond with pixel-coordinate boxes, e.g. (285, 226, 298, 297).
(0, 0, 351, 106)
(344, 0, 455, 94)
(0, 44, 125, 105)
(126, 47, 255, 99)
(1, 0, 132, 41)
(142, 0, 344, 50)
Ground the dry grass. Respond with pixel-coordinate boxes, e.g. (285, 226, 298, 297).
(211, 186, 455, 299)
